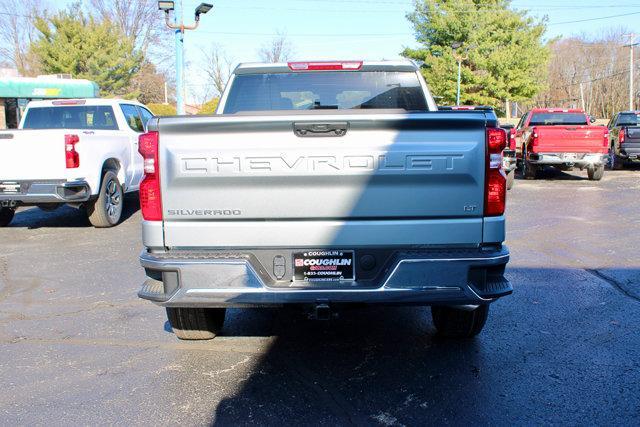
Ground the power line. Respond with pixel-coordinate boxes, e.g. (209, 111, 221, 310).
(550, 66, 640, 90)
(548, 11, 640, 25)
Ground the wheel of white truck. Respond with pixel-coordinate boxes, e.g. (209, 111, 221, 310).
(587, 164, 604, 181)
(166, 307, 226, 340)
(87, 170, 123, 228)
(0, 207, 15, 227)
(506, 169, 515, 190)
(431, 304, 489, 338)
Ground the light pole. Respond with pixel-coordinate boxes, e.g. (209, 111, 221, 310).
(451, 42, 463, 105)
(158, 1, 213, 115)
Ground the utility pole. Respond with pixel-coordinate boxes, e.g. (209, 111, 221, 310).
(164, 81, 168, 105)
(158, 1, 213, 115)
(624, 33, 638, 111)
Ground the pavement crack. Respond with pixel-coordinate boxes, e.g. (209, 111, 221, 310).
(585, 269, 640, 303)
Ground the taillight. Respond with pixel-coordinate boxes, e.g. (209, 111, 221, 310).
(619, 130, 625, 145)
(603, 131, 609, 148)
(531, 129, 539, 147)
(287, 61, 363, 71)
(485, 128, 507, 217)
(509, 128, 516, 150)
(65, 134, 80, 168)
(138, 131, 162, 221)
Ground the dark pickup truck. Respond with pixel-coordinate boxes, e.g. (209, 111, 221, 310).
(607, 111, 640, 169)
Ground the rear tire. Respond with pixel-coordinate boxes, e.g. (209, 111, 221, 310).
(523, 161, 538, 180)
(87, 171, 123, 228)
(506, 169, 515, 190)
(587, 164, 604, 181)
(0, 207, 15, 227)
(166, 307, 226, 340)
(431, 305, 489, 338)
(608, 146, 624, 170)
(522, 148, 538, 180)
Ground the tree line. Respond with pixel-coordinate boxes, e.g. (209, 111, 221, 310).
(0, 0, 636, 118)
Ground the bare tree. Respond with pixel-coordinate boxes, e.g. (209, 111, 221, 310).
(0, 0, 45, 75)
(201, 43, 233, 96)
(89, 0, 164, 54)
(258, 32, 293, 63)
(533, 28, 636, 118)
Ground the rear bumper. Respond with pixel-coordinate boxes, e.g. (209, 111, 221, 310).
(527, 152, 605, 167)
(138, 246, 511, 307)
(0, 180, 91, 205)
(620, 145, 640, 160)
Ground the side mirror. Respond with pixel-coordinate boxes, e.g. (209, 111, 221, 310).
(589, 116, 596, 124)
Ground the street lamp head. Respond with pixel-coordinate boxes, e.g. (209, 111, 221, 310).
(158, 1, 174, 12)
(195, 3, 213, 18)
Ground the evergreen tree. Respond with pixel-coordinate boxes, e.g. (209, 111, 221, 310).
(403, 0, 549, 109)
(30, 5, 142, 97)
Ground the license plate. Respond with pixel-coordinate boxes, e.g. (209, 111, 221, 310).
(293, 250, 355, 282)
(0, 182, 20, 193)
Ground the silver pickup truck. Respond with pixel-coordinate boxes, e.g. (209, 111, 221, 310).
(137, 60, 511, 340)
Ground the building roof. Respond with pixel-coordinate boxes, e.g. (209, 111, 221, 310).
(0, 76, 99, 99)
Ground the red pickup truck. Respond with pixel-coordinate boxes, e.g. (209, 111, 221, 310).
(512, 108, 609, 181)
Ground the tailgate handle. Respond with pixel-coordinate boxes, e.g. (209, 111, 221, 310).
(293, 122, 348, 137)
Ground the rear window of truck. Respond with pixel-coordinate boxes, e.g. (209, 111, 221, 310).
(22, 106, 118, 130)
(617, 113, 640, 126)
(529, 112, 588, 126)
(223, 71, 428, 113)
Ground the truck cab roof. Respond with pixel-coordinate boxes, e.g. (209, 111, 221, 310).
(25, 98, 145, 109)
(233, 60, 420, 75)
(530, 108, 586, 114)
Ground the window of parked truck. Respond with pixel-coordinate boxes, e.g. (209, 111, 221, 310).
(223, 71, 428, 113)
(617, 113, 640, 126)
(120, 104, 144, 132)
(22, 105, 118, 130)
(529, 112, 587, 126)
(137, 106, 154, 131)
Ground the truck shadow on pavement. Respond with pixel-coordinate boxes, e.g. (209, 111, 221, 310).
(173, 265, 638, 425)
(8, 193, 140, 229)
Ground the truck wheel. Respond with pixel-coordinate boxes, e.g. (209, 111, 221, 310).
(0, 207, 15, 227)
(523, 161, 538, 180)
(87, 171, 123, 227)
(608, 147, 623, 170)
(166, 307, 226, 340)
(587, 164, 604, 181)
(506, 169, 515, 190)
(431, 304, 489, 338)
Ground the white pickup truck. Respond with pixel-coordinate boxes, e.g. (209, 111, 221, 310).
(0, 99, 154, 227)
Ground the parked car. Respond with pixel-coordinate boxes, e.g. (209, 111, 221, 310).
(513, 108, 608, 180)
(137, 60, 511, 340)
(0, 98, 154, 227)
(607, 111, 640, 169)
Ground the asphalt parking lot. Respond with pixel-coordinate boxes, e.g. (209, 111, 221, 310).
(1, 167, 639, 425)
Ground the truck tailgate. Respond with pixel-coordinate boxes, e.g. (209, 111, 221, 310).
(0, 130, 68, 180)
(533, 126, 606, 153)
(157, 112, 489, 247)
